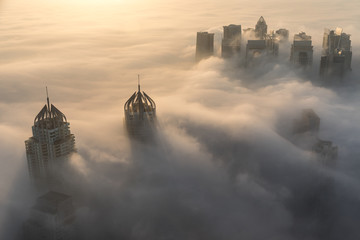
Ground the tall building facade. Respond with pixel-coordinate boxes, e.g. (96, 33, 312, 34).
(25, 92, 75, 189)
(195, 32, 214, 61)
(245, 38, 278, 65)
(124, 83, 156, 141)
(255, 16, 267, 39)
(290, 32, 313, 67)
(320, 28, 352, 77)
(23, 191, 75, 240)
(221, 24, 242, 58)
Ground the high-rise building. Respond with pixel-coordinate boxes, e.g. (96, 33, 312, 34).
(221, 24, 242, 58)
(195, 32, 214, 61)
(245, 37, 278, 65)
(320, 27, 352, 77)
(124, 82, 156, 141)
(23, 191, 75, 240)
(25, 89, 75, 189)
(255, 16, 267, 39)
(290, 32, 313, 67)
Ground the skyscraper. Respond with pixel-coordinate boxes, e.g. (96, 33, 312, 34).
(221, 24, 242, 58)
(290, 32, 313, 67)
(320, 27, 352, 77)
(195, 32, 214, 61)
(124, 81, 156, 141)
(23, 191, 75, 240)
(255, 16, 267, 39)
(25, 89, 75, 189)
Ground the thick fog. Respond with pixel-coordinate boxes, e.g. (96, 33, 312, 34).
(1, 0, 360, 239)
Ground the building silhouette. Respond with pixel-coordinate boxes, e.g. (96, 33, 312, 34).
(290, 32, 313, 67)
(23, 191, 75, 240)
(124, 81, 156, 141)
(320, 27, 352, 77)
(293, 109, 320, 135)
(195, 32, 214, 61)
(275, 28, 289, 41)
(255, 16, 267, 39)
(245, 38, 278, 65)
(293, 109, 337, 165)
(25, 89, 75, 189)
(221, 24, 242, 58)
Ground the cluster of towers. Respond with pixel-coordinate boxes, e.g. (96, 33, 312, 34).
(195, 16, 353, 77)
(23, 84, 157, 239)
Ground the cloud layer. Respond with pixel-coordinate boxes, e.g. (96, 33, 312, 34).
(0, 0, 360, 239)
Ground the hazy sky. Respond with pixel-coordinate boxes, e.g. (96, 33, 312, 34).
(0, 0, 360, 239)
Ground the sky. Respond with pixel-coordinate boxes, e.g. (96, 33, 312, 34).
(0, 0, 360, 239)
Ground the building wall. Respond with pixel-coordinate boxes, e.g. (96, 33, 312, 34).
(25, 121, 75, 188)
(196, 32, 214, 61)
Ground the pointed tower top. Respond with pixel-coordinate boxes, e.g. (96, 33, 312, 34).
(258, 16, 266, 23)
(46, 86, 50, 110)
(138, 74, 140, 92)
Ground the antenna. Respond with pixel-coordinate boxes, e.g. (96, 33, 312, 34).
(138, 74, 140, 92)
(336, 28, 343, 50)
(46, 86, 50, 110)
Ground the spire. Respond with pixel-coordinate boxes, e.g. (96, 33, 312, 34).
(138, 74, 140, 92)
(46, 86, 50, 111)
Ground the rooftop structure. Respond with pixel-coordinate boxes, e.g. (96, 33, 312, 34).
(25, 89, 75, 189)
(290, 32, 313, 67)
(320, 27, 352, 77)
(255, 16, 267, 39)
(23, 191, 75, 240)
(124, 79, 156, 141)
(195, 32, 214, 61)
(275, 28, 289, 41)
(221, 24, 242, 58)
(243, 28, 256, 40)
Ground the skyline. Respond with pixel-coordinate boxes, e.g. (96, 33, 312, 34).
(1, 0, 360, 239)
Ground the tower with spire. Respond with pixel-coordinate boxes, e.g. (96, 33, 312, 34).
(124, 76, 156, 141)
(255, 16, 267, 39)
(25, 88, 75, 189)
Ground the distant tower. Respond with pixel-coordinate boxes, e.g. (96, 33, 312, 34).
(255, 16, 267, 39)
(245, 38, 278, 65)
(25, 88, 75, 189)
(320, 28, 352, 77)
(293, 109, 337, 165)
(195, 32, 214, 61)
(293, 109, 320, 135)
(290, 32, 313, 67)
(23, 191, 75, 240)
(221, 24, 242, 58)
(124, 78, 156, 141)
